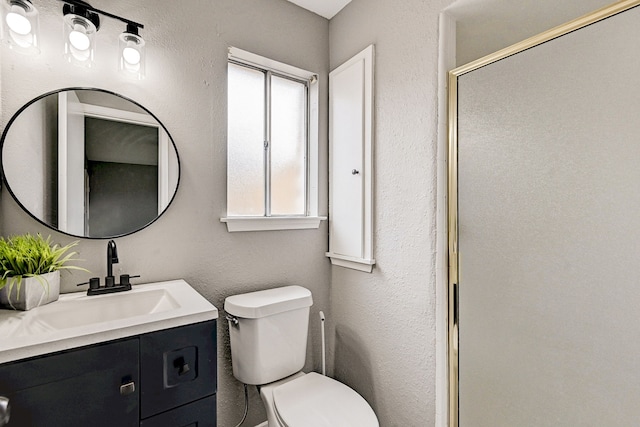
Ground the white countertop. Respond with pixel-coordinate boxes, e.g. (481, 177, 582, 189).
(0, 279, 218, 364)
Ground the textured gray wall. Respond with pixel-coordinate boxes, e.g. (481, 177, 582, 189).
(0, 1, 329, 425)
(329, 0, 454, 425)
(448, 0, 612, 66)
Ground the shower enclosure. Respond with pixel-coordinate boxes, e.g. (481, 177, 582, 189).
(449, 1, 640, 425)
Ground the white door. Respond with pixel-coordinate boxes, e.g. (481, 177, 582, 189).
(327, 45, 375, 272)
(330, 58, 365, 258)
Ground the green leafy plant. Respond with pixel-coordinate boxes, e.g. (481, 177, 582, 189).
(0, 234, 87, 305)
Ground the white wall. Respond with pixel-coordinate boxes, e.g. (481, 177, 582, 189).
(0, 1, 329, 426)
(328, 0, 454, 425)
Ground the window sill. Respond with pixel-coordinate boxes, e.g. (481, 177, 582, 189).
(221, 216, 327, 232)
(325, 252, 376, 273)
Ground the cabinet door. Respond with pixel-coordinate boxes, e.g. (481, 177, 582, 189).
(140, 320, 217, 419)
(330, 55, 365, 258)
(327, 44, 375, 272)
(0, 339, 139, 426)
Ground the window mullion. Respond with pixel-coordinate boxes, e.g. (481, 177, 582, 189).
(264, 70, 272, 217)
(304, 82, 310, 216)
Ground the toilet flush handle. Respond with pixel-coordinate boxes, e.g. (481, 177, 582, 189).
(226, 314, 239, 327)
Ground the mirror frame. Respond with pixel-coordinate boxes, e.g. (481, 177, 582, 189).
(0, 87, 181, 239)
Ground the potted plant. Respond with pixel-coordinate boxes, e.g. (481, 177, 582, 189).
(0, 233, 86, 311)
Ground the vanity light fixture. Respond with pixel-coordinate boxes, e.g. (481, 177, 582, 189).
(0, 0, 40, 55)
(2, 0, 147, 78)
(60, 0, 145, 76)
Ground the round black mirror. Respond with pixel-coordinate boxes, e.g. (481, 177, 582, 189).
(1, 88, 180, 239)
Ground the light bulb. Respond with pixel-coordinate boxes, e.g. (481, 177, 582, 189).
(6, 11, 30, 35)
(1, 0, 40, 54)
(122, 46, 140, 65)
(69, 28, 89, 51)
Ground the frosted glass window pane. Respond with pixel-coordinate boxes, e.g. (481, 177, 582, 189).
(270, 76, 306, 215)
(227, 63, 265, 216)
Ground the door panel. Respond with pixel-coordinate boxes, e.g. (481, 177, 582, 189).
(330, 58, 365, 258)
(0, 340, 139, 426)
(454, 4, 640, 426)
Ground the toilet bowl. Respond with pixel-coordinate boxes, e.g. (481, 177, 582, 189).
(225, 286, 379, 427)
(260, 371, 378, 427)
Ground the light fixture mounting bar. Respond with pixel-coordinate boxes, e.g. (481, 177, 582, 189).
(57, 0, 144, 30)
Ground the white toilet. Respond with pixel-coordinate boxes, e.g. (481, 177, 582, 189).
(225, 285, 379, 427)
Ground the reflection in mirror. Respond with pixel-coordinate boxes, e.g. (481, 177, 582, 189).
(1, 88, 180, 238)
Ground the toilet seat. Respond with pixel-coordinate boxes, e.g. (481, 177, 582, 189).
(272, 372, 378, 427)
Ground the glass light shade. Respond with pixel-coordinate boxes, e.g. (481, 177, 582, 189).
(63, 14, 96, 67)
(119, 32, 145, 79)
(1, 0, 40, 55)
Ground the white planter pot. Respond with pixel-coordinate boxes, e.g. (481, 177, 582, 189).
(0, 271, 60, 311)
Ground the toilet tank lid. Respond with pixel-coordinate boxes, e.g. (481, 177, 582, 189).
(224, 286, 313, 319)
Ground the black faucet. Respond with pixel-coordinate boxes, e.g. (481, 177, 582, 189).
(107, 240, 119, 278)
(77, 240, 139, 296)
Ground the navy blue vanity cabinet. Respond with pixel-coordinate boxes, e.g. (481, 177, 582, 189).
(139, 395, 216, 427)
(140, 320, 217, 424)
(0, 320, 217, 426)
(0, 339, 140, 426)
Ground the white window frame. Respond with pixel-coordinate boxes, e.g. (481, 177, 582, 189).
(221, 47, 325, 232)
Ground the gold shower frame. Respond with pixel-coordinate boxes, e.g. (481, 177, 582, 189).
(447, 1, 640, 425)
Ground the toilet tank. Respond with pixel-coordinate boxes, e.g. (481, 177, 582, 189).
(224, 285, 313, 385)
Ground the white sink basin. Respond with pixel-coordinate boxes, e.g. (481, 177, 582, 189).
(35, 288, 180, 330)
(0, 279, 218, 364)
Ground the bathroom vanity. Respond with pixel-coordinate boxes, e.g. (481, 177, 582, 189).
(0, 280, 218, 426)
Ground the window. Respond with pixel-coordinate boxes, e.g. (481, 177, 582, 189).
(222, 48, 323, 232)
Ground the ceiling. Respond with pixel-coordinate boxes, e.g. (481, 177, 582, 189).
(285, 0, 352, 19)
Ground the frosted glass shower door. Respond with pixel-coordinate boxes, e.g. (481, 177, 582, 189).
(453, 3, 640, 426)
